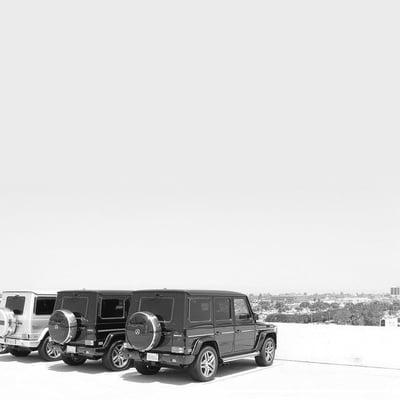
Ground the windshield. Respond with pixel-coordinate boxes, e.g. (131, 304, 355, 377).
(139, 297, 174, 322)
(61, 296, 88, 316)
(6, 296, 26, 315)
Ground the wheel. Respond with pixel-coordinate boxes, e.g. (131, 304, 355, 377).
(38, 336, 62, 361)
(102, 341, 131, 371)
(0, 344, 8, 354)
(61, 353, 87, 366)
(255, 336, 276, 366)
(135, 361, 161, 375)
(9, 348, 31, 357)
(189, 346, 218, 382)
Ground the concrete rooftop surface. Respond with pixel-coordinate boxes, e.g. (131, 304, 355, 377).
(2, 322, 400, 400)
(1, 352, 399, 400)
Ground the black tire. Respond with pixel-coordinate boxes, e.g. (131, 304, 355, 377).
(189, 346, 218, 382)
(0, 344, 9, 355)
(135, 361, 161, 375)
(61, 353, 87, 366)
(9, 348, 31, 357)
(102, 341, 132, 371)
(255, 336, 276, 367)
(38, 336, 62, 362)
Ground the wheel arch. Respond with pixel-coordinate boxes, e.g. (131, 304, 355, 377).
(192, 337, 221, 360)
(266, 332, 277, 348)
(38, 327, 50, 344)
(103, 332, 126, 350)
(256, 330, 277, 351)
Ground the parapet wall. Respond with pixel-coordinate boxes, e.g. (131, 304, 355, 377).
(275, 322, 400, 369)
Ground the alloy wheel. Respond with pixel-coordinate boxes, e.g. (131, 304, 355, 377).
(200, 350, 216, 378)
(111, 343, 129, 369)
(46, 340, 61, 359)
(265, 339, 275, 362)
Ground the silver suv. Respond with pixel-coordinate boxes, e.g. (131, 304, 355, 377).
(0, 291, 61, 361)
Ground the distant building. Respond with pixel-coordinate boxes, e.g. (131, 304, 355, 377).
(381, 316, 400, 327)
(390, 287, 400, 296)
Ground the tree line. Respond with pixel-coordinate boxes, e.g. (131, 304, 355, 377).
(264, 300, 400, 326)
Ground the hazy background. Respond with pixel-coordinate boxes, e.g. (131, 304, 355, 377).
(0, 1, 399, 294)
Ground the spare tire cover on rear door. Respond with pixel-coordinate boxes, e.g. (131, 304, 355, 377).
(0, 308, 17, 337)
(126, 311, 162, 352)
(48, 309, 78, 344)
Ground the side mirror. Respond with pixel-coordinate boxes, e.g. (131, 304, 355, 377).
(254, 313, 259, 321)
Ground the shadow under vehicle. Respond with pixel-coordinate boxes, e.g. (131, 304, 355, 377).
(49, 290, 134, 371)
(123, 290, 277, 381)
(0, 291, 61, 361)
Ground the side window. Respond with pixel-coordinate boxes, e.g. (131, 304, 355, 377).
(214, 297, 232, 321)
(35, 298, 56, 315)
(189, 298, 211, 323)
(234, 298, 251, 321)
(100, 298, 125, 319)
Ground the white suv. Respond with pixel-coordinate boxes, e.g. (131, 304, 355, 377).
(0, 291, 61, 361)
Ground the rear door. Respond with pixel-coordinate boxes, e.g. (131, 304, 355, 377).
(135, 291, 184, 352)
(4, 294, 30, 339)
(233, 297, 256, 353)
(213, 297, 234, 356)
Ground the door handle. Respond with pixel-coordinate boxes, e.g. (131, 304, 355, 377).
(215, 331, 222, 336)
(235, 329, 241, 333)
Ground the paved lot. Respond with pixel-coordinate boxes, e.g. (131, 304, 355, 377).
(1, 352, 399, 400)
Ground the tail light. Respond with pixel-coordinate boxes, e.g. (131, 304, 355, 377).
(172, 331, 185, 353)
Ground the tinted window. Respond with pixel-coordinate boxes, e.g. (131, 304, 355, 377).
(189, 298, 211, 322)
(214, 297, 232, 321)
(6, 296, 26, 315)
(234, 298, 251, 320)
(101, 298, 125, 318)
(35, 298, 56, 315)
(139, 297, 174, 322)
(61, 296, 88, 316)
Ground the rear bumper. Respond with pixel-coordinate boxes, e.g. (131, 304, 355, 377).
(0, 336, 40, 349)
(57, 343, 106, 359)
(123, 347, 195, 367)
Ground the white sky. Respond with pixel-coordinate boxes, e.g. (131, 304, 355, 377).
(0, 1, 399, 294)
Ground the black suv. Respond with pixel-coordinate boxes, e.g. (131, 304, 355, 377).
(123, 290, 277, 381)
(48, 290, 133, 371)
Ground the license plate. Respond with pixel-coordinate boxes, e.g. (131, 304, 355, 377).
(5, 339, 16, 345)
(146, 353, 159, 362)
(66, 346, 76, 353)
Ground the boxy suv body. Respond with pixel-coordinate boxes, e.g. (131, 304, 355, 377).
(48, 290, 133, 371)
(0, 291, 61, 361)
(123, 290, 277, 381)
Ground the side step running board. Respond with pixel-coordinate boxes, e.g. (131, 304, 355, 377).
(222, 352, 260, 363)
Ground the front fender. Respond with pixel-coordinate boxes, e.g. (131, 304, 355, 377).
(255, 328, 277, 351)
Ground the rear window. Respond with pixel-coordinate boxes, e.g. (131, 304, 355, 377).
(61, 296, 88, 316)
(100, 298, 125, 319)
(139, 297, 174, 322)
(35, 298, 56, 315)
(189, 298, 211, 322)
(6, 296, 26, 315)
